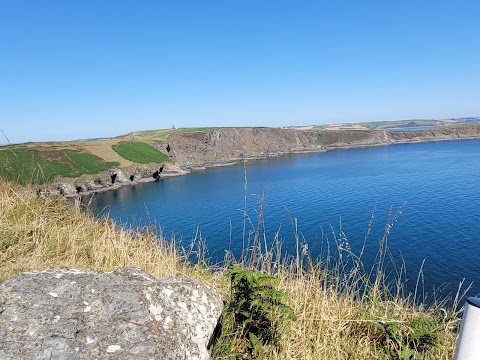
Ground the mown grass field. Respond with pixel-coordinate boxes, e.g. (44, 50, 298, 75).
(0, 147, 119, 185)
(134, 127, 214, 141)
(111, 141, 171, 163)
(358, 119, 446, 130)
(0, 179, 462, 359)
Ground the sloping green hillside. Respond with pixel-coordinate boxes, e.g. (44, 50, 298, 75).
(0, 147, 119, 185)
(111, 141, 170, 163)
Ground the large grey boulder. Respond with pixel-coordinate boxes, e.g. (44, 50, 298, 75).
(0, 268, 223, 359)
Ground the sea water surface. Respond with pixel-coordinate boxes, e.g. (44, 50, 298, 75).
(87, 140, 480, 299)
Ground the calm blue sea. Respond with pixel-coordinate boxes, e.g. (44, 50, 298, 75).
(86, 139, 480, 300)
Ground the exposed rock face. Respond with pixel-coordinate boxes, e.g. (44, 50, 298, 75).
(0, 268, 223, 360)
(82, 179, 103, 191)
(45, 163, 187, 197)
(161, 162, 188, 177)
(110, 168, 129, 183)
(161, 125, 480, 168)
(163, 127, 318, 168)
(126, 166, 160, 181)
(58, 182, 78, 197)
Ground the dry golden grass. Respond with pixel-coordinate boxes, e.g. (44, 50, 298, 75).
(0, 180, 460, 359)
(274, 272, 459, 359)
(0, 180, 213, 285)
(78, 139, 134, 166)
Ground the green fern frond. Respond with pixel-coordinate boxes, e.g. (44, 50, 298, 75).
(222, 265, 296, 358)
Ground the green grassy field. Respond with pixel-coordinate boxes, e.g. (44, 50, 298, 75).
(0, 147, 119, 185)
(60, 149, 119, 175)
(135, 127, 213, 141)
(111, 141, 171, 163)
(358, 119, 439, 130)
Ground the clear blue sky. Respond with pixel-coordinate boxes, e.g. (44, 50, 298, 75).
(1, 1, 479, 144)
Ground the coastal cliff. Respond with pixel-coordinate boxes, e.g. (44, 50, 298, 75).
(156, 124, 480, 169)
(45, 162, 187, 197)
(4, 124, 479, 197)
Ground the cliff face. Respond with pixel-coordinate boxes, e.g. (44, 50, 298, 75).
(44, 162, 187, 197)
(156, 125, 480, 169)
(45, 124, 480, 197)
(159, 128, 318, 168)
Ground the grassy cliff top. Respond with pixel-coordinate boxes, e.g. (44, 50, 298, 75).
(2, 120, 478, 185)
(132, 127, 215, 141)
(0, 138, 169, 185)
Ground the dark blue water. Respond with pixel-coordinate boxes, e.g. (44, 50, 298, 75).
(387, 125, 439, 131)
(87, 140, 480, 300)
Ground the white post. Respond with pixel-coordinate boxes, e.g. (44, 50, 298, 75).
(454, 297, 480, 359)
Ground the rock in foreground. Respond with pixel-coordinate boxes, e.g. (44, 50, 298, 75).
(0, 268, 223, 359)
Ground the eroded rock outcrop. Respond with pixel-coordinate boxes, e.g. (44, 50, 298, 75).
(43, 162, 188, 197)
(0, 268, 223, 360)
(159, 125, 480, 168)
(58, 182, 78, 197)
(109, 168, 129, 184)
(162, 127, 317, 168)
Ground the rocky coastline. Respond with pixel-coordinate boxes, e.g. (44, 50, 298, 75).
(46, 125, 480, 197)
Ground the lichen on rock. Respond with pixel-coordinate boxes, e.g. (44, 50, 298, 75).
(0, 268, 223, 359)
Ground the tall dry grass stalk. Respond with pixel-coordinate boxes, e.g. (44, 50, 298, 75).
(0, 180, 461, 359)
(219, 201, 462, 359)
(0, 181, 218, 287)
